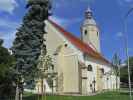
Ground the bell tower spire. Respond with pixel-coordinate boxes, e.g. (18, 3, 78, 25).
(81, 7, 101, 52)
(85, 7, 93, 19)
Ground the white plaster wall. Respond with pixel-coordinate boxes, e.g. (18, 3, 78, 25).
(81, 25, 100, 52)
(44, 20, 120, 94)
(45, 20, 83, 93)
(45, 20, 82, 72)
(84, 56, 119, 92)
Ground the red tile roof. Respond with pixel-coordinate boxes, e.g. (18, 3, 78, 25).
(48, 19, 110, 64)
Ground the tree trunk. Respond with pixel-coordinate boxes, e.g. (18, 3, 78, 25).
(116, 75, 118, 90)
(20, 92, 23, 100)
(41, 78, 44, 100)
(15, 84, 19, 100)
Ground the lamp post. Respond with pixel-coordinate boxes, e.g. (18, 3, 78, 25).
(123, 7, 133, 100)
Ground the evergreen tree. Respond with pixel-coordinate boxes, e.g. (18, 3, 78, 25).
(0, 39, 16, 99)
(11, 0, 51, 99)
(121, 57, 133, 85)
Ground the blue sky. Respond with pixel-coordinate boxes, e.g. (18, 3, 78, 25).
(0, 0, 133, 61)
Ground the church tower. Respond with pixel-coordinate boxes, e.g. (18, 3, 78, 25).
(81, 7, 100, 52)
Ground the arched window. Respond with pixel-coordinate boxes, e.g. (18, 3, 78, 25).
(88, 65, 93, 71)
(64, 44, 68, 47)
(84, 30, 87, 35)
(97, 32, 99, 36)
(100, 68, 104, 74)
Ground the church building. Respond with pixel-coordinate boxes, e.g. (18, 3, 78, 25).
(36, 7, 120, 95)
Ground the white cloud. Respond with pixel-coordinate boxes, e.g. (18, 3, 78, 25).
(0, 0, 18, 14)
(128, 47, 132, 50)
(79, 0, 95, 3)
(1, 30, 16, 48)
(117, 0, 133, 6)
(50, 16, 81, 28)
(116, 32, 123, 38)
(53, 0, 95, 9)
(50, 16, 70, 27)
(124, 0, 133, 2)
(0, 18, 20, 48)
(128, 47, 133, 52)
(0, 18, 20, 30)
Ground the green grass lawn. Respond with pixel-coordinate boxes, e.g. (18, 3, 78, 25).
(23, 91, 130, 100)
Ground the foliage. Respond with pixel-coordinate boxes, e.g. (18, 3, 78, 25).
(11, 2, 52, 98)
(38, 54, 57, 92)
(38, 55, 53, 78)
(11, 0, 51, 82)
(0, 39, 3, 46)
(11, 0, 51, 99)
(120, 56, 133, 84)
(43, 55, 55, 89)
(0, 39, 16, 98)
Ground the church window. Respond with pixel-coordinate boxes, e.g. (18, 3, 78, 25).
(82, 77, 87, 79)
(51, 64, 54, 70)
(99, 68, 104, 78)
(100, 68, 104, 74)
(97, 32, 99, 36)
(64, 44, 68, 47)
(88, 65, 93, 71)
(84, 30, 87, 35)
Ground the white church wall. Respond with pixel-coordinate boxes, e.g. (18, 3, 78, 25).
(85, 58, 99, 92)
(62, 52, 79, 93)
(45, 20, 83, 93)
(45, 20, 81, 72)
(44, 20, 119, 95)
(45, 21, 64, 73)
(84, 56, 119, 92)
(45, 20, 81, 57)
(87, 71, 95, 93)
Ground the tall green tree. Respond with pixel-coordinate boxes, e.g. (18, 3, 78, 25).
(11, 0, 51, 100)
(120, 57, 133, 85)
(0, 39, 16, 99)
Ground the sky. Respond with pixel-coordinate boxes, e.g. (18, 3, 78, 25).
(0, 0, 133, 61)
